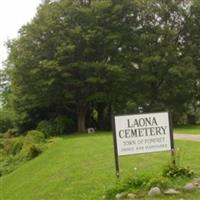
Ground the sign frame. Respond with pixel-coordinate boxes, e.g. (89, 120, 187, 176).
(112, 111, 175, 178)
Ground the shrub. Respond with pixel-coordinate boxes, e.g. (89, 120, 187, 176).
(3, 129, 13, 139)
(0, 109, 15, 133)
(0, 131, 47, 176)
(11, 137, 23, 155)
(163, 164, 194, 178)
(3, 137, 23, 156)
(24, 130, 45, 145)
(36, 120, 52, 138)
(23, 144, 42, 160)
(37, 116, 74, 136)
(105, 176, 149, 199)
(3, 139, 13, 155)
(147, 177, 170, 189)
(0, 155, 25, 176)
(53, 116, 74, 135)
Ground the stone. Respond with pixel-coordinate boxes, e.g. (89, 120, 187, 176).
(193, 177, 200, 185)
(164, 188, 181, 195)
(127, 193, 136, 199)
(193, 177, 200, 184)
(183, 183, 196, 191)
(115, 192, 126, 199)
(148, 187, 161, 197)
(192, 177, 200, 188)
(87, 128, 95, 133)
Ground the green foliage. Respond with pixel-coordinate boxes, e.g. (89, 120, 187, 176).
(0, 156, 24, 176)
(37, 116, 75, 136)
(36, 120, 52, 137)
(3, 0, 200, 132)
(106, 176, 150, 198)
(0, 130, 47, 176)
(21, 144, 42, 160)
(0, 109, 15, 133)
(163, 164, 194, 178)
(53, 116, 74, 135)
(147, 177, 170, 189)
(3, 137, 23, 156)
(24, 130, 45, 144)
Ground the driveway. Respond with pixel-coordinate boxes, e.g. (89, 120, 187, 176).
(174, 133, 200, 142)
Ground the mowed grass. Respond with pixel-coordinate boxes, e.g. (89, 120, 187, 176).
(1, 132, 200, 200)
(175, 125, 200, 134)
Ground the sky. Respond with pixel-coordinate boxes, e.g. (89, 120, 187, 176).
(0, 0, 42, 69)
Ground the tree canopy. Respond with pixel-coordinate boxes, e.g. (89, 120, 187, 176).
(2, 0, 200, 133)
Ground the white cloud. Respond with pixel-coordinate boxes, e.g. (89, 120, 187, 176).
(0, 0, 41, 69)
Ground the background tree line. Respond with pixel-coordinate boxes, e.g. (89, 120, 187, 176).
(0, 0, 199, 134)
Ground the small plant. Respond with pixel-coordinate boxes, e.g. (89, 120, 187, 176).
(24, 144, 42, 160)
(147, 176, 170, 189)
(105, 175, 149, 199)
(125, 176, 149, 189)
(11, 138, 23, 155)
(105, 181, 127, 199)
(162, 164, 194, 178)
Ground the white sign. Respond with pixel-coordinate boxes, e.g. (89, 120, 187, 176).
(114, 112, 172, 156)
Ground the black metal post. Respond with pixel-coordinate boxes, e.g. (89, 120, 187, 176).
(112, 115, 120, 178)
(168, 112, 176, 166)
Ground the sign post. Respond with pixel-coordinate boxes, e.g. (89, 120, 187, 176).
(112, 116, 120, 178)
(168, 112, 176, 166)
(112, 112, 175, 178)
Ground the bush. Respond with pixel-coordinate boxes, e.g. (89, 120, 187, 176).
(163, 164, 194, 178)
(105, 176, 149, 199)
(0, 109, 15, 133)
(24, 130, 45, 145)
(0, 156, 20, 176)
(0, 130, 47, 176)
(147, 177, 170, 189)
(53, 116, 74, 135)
(3, 129, 13, 139)
(37, 116, 74, 136)
(22, 144, 42, 160)
(3, 137, 23, 156)
(11, 138, 23, 155)
(36, 120, 52, 138)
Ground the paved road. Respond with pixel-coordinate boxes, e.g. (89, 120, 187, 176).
(174, 133, 200, 142)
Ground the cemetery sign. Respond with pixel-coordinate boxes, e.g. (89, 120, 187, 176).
(112, 112, 175, 177)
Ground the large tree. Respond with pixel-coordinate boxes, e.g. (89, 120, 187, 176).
(6, 0, 199, 133)
(7, 0, 126, 132)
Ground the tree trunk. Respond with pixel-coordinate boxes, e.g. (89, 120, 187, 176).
(77, 108, 87, 133)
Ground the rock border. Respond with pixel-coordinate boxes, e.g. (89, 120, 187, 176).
(112, 177, 200, 200)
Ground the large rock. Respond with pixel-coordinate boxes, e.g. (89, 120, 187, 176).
(127, 193, 136, 199)
(192, 177, 200, 188)
(193, 177, 200, 184)
(115, 192, 126, 199)
(164, 188, 181, 195)
(183, 183, 196, 191)
(148, 187, 161, 197)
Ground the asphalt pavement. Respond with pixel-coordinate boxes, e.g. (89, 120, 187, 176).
(174, 133, 200, 142)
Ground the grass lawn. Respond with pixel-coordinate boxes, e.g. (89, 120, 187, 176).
(175, 125, 200, 134)
(1, 132, 200, 200)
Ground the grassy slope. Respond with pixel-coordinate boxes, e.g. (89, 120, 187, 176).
(175, 125, 200, 134)
(1, 133, 200, 200)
